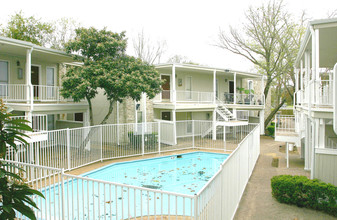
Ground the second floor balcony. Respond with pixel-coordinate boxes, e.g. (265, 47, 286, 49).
(0, 83, 76, 103)
(153, 89, 265, 106)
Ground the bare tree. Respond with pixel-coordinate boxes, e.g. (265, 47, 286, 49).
(327, 9, 337, 18)
(217, 0, 306, 129)
(166, 54, 198, 64)
(133, 30, 167, 64)
(49, 17, 80, 50)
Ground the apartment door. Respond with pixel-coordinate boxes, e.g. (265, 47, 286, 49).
(0, 61, 8, 96)
(31, 66, 39, 98)
(161, 75, 170, 100)
(229, 81, 234, 103)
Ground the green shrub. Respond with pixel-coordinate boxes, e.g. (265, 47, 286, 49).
(271, 175, 337, 217)
(267, 125, 275, 136)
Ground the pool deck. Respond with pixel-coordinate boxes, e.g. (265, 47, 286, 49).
(234, 136, 336, 220)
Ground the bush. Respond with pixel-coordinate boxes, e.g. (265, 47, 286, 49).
(271, 175, 337, 216)
(267, 125, 275, 136)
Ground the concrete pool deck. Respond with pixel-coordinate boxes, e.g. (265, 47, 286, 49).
(234, 136, 336, 220)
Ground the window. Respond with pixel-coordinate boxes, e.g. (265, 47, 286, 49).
(162, 112, 171, 121)
(0, 61, 8, 96)
(74, 113, 83, 122)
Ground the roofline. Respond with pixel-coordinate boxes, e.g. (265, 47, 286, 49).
(0, 36, 72, 59)
(155, 63, 264, 78)
(294, 18, 337, 67)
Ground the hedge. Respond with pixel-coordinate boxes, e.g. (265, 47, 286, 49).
(271, 175, 337, 216)
(267, 125, 275, 136)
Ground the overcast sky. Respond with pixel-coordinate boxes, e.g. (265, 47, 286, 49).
(1, 0, 336, 71)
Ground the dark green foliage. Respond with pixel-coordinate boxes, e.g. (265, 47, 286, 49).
(0, 100, 44, 219)
(271, 175, 337, 216)
(267, 125, 275, 136)
(127, 132, 157, 148)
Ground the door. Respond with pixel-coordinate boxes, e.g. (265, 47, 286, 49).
(229, 81, 234, 102)
(46, 67, 55, 99)
(0, 61, 8, 97)
(186, 76, 192, 100)
(47, 114, 55, 131)
(161, 75, 170, 100)
(31, 66, 39, 98)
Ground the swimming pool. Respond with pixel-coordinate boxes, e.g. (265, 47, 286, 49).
(38, 152, 228, 219)
(84, 152, 229, 195)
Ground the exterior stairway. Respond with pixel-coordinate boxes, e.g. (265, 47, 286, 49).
(216, 99, 236, 121)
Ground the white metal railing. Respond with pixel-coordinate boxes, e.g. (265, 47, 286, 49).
(236, 93, 264, 105)
(306, 80, 333, 107)
(274, 115, 296, 136)
(0, 83, 28, 101)
(3, 122, 260, 220)
(195, 124, 260, 219)
(10, 114, 48, 132)
(326, 137, 337, 149)
(2, 159, 195, 220)
(0, 83, 75, 103)
(176, 90, 213, 103)
(237, 110, 249, 121)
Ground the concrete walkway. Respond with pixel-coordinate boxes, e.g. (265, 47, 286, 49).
(234, 136, 336, 220)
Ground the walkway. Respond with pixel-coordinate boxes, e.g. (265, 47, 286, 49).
(234, 136, 336, 220)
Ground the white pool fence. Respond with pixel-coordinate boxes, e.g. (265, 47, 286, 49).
(3, 121, 260, 219)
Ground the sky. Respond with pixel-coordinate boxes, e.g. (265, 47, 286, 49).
(1, 0, 337, 72)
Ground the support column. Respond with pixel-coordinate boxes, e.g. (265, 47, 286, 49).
(300, 59, 304, 90)
(259, 110, 265, 135)
(213, 69, 216, 104)
(172, 109, 177, 145)
(116, 101, 120, 145)
(212, 109, 216, 140)
(172, 64, 176, 104)
(233, 72, 237, 104)
(25, 48, 32, 102)
(314, 29, 320, 80)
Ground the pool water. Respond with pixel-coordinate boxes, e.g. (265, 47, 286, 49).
(85, 152, 229, 195)
(38, 152, 228, 219)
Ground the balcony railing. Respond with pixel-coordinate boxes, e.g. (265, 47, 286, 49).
(296, 80, 332, 107)
(154, 90, 265, 105)
(274, 115, 296, 136)
(11, 114, 48, 132)
(0, 84, 74, 103)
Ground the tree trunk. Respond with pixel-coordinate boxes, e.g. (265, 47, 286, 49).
(100, 100, 114, 124)
(86, 96, 94, 126)
(264, 98, 286, 130)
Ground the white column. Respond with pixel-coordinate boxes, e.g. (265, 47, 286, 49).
(142, 92, 147, 124)
(295, 69, 299, 92)
(300, 59, 304, 90)
(286, 142, 289, 168)
(172, 110, 177, 145)
(25, 48, 33, 104)
(116, 101, 120, 145)
(233, 72, 237, 104)
(318, 119, 325, 149)
(172, 64, 176, 104)
(315, 29, 320, 80)
(212, 109, 216, 140)
(213, 69, 216, 104)
(259, 110, 265, 135)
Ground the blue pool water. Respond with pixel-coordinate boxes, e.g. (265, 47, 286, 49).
(38, 152, 228, 219)
(84, 152, 229, 195)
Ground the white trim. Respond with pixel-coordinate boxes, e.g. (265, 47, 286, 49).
(315, 148, 337, 155)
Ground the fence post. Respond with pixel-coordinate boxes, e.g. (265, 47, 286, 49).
(100, 125, 103, 162)
(192, 120, 195, 148)
(142, 122, 145, 156)
(158, 121, 161, 154)
(61, 168, 65, 220)
(194, 194, 198, 220)
(66, 128, 70, 170)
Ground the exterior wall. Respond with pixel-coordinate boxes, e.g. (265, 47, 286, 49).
(314, 152, 337, 185)
(56, 120, 83, 129)
(0, 53, 59, 86)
